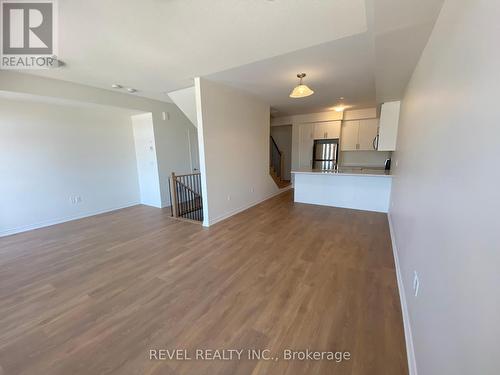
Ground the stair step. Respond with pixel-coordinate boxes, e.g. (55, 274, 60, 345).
(269, 169, 291, 189)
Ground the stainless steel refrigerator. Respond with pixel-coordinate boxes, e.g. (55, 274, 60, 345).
(312, 139, 339, 170)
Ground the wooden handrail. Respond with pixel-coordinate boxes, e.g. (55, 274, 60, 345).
(270, 136, 282, 156)
(173, 172, 201, 178)
(270, 136, 283, 178)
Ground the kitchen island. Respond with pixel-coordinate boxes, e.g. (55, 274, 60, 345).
(292, 168, 393, 213)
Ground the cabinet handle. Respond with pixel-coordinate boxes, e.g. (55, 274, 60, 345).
(372, 135, 379, 150)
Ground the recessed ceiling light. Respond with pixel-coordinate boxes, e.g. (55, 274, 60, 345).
(289, 73, 314, 98)
(127, 88, 137, 93)
(111, 84, 122, 89)
(332, 97, 350, 112)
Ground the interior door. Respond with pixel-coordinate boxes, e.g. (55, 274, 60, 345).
(340, 121, 359, 151)
(358, 119, 379, 150)
(299, 123, 314, 168)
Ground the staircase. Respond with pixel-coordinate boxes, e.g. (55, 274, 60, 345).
(169, 172, 204, 222)
(270, 136, 291, 189)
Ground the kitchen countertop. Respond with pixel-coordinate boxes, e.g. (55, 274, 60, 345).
(292, 167, 392, 178)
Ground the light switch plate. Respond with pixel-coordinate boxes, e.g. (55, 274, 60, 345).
(413, 271, 420, 297)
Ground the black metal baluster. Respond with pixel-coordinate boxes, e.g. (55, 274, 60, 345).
(197, 173, 201, 221)
(176, 179, 180, 217)
(189, 175, 193, 220)
(184, 175, 187, 219)
(191, 173, 196, 221)
(198, 173, 203, 221)
(179, 179, 182, 217)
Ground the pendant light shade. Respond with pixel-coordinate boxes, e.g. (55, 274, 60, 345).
(289, 73, 314, 98)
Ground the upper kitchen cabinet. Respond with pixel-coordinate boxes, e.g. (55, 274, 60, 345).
(341, 119, 379, 151)
(299, 122, 314, 169)
(358, 119, 379, 150)
(340, 120, 359, 150)
(377, 101, 401, 151)
(312, 121, 341, 140)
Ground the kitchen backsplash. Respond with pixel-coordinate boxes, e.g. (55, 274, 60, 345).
(339, 151, 392, 168)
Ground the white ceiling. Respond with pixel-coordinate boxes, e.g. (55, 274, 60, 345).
(206, 33, 376, 115)
(206, 0, 445, 115)
(25, 0, 368, 101)
(23, 0, 444, 115)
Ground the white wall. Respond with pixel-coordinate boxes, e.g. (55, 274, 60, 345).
(132, 113, 162, 207)
(167, 86, 198, 127)
(153, 109, 199, 207)
(195, 78, 279, 226)
(0, 71, 197, 209)
(389, 1, 500, 374)
(0, 98, 140, 236)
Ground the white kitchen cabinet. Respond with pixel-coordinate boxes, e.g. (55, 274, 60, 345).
(340, 121, 359, 150)
(359, 119, 379, 150)
(299, 123, 314, 169)
(377, 101, 401, 151)
(341, 119, 379, 151)
(313, 121, 341, 140)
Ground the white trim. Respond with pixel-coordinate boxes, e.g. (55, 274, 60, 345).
(204, 186, 292, 227)
(388, 212, 418, 375)
(0, 201, 140, 237)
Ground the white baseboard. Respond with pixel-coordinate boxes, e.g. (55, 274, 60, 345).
(204, 186, 292, 227)
(0, 201, 140, 237)
(387, 212, 418, 375)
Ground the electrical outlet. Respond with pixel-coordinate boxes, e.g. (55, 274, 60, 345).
(70, 196, 82, 204)
(250, 187, 255, 193)
(413, 271, 420, 297)
(227, 195, 231, 201)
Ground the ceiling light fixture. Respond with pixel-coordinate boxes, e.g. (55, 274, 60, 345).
(126, 88, 137, 93)
(111, 84, 122, 89)
(289, 73, 314, 98)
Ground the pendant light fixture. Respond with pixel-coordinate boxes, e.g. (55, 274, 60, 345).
(289, 73, 314, 98)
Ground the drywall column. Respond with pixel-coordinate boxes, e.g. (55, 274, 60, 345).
(195, 77, 279, 227)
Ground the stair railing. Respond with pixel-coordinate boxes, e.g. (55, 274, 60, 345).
(169, 172, 203, 222)
(270, 136, 283, 179)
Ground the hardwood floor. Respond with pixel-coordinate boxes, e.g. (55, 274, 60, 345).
(0, 191, 407, 375)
